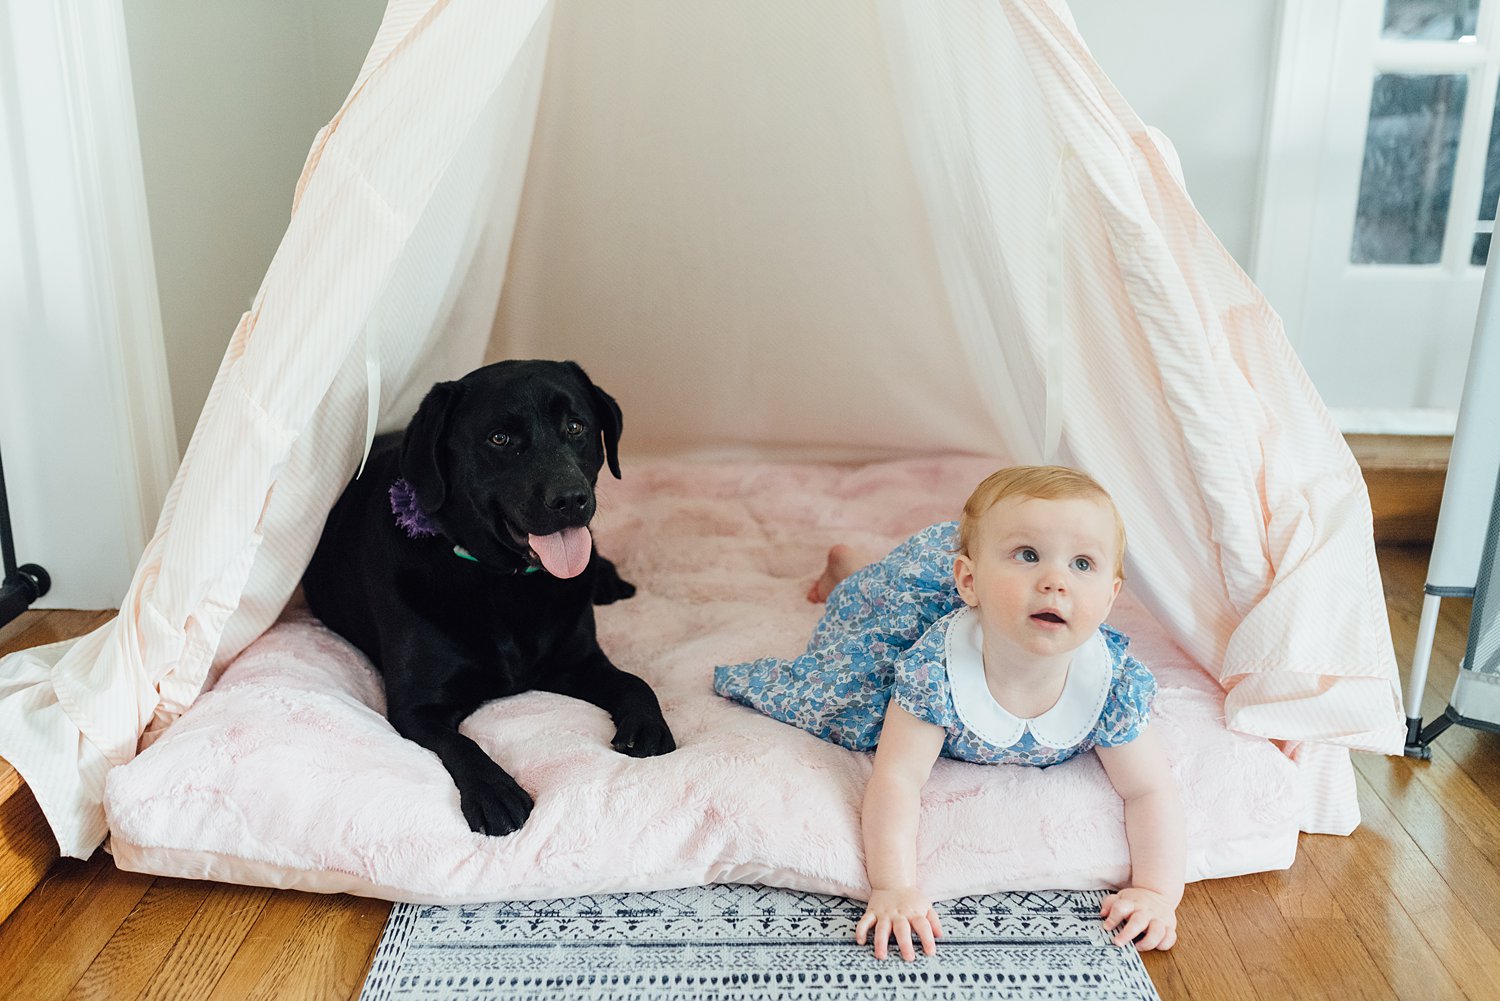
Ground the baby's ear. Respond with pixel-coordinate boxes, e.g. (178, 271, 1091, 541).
(953, 555, 979, 607)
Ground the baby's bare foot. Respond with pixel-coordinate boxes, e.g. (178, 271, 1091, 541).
(807, 544, 860, 603)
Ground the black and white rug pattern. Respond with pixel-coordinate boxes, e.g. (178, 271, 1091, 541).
(359, 884, 1160, 1001)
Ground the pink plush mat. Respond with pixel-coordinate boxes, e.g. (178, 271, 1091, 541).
(105, 458, 1298, 903)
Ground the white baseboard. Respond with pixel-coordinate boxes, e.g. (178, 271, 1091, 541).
(1331, 408, 1458, 437)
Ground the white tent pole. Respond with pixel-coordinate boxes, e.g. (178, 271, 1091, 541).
(1403, 594, 1442, 750)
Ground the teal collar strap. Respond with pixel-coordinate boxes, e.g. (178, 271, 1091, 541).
(452, 544, 542, 574)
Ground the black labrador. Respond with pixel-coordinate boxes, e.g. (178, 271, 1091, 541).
(302, 359, 675, 836)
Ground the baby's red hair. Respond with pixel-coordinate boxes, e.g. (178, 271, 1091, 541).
(958, 465, 1126, 579)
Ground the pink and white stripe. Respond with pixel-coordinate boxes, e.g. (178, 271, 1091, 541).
(0, 0, 1399, 859)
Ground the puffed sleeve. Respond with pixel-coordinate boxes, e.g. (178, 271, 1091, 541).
(1092, 653, 1157, 747)
(888, 611, 960, 731)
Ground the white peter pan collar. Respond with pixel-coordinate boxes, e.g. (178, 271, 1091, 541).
(944, 607, 1112, 750)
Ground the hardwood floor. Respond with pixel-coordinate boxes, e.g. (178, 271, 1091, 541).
(0, 542, 1494, 1000)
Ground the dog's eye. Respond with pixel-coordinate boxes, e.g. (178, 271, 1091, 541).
(565, 420, 586, 438)
(488, 432, 511, 447)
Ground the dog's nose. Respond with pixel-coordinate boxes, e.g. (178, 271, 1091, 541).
(545, 488, 591, 513)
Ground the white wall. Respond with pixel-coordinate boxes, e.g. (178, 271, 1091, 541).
(127, 1, 1282, 455)
(1068, 0, 1281, 268)
(123, 1, 387, 453)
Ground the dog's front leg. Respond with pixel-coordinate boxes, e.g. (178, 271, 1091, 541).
(541, 651, 676, 757)
(388, 701, 535, 836)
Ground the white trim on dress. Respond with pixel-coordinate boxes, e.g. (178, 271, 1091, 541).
(945, 608, 1112, 750)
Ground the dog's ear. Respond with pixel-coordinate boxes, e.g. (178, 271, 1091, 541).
(400, 379, 465, 512)
(566, 362, 623, 479)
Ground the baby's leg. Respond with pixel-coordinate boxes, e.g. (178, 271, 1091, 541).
(807, 544, 881, 603)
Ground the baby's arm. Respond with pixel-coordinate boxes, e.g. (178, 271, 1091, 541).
(854, 702, 947, 961)
(1094, 727, 1183, 951)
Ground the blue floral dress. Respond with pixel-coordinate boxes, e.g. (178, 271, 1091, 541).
(713, 522, 1156, 766)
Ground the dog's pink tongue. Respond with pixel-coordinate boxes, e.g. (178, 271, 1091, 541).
(528, 526, 592, 578)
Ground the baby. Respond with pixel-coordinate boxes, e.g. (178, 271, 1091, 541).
(714, 466, 1182, 960)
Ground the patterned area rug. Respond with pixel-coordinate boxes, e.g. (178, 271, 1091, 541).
(359, 884, 1160, 1001)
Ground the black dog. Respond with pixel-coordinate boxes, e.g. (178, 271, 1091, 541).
(302, 359, 675, 836)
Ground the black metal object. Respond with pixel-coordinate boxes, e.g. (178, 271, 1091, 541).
(1405, 704, 1500, 759)
(0, 441, 50, 628)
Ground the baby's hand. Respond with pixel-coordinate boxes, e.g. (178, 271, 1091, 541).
(1100, 887, 1177, 951)
(854, 886, 944, 961)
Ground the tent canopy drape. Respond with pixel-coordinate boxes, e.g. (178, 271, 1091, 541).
(0, 0, 1402, 859)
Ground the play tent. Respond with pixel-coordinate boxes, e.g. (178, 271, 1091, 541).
(0, 0, 1402, 891)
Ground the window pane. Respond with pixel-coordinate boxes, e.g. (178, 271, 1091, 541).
(1351, 73, 1468, 265)
(1383, 0, 1480, 40)
(1478, 78, 1500, 222)
(1472, 231, 1491, 265)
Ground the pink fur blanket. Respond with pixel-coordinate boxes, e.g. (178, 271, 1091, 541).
(105, 458, 1299, 902)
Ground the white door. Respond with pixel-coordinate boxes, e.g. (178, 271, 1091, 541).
(1256, 0, 1500, 422)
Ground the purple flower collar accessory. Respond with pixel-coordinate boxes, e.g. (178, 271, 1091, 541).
(389, 478, 439, 538)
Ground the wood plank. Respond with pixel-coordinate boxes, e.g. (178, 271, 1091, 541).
(1339, 773, 1500, 999)
(343, 900, 388, 1001)
(0, 609, 113, 658)
(0, 852, 153, 1001)
(202, 891, 319, 1001)
(1354, 750, 1500, 957)
(1138, 945, 1187, 1001)
(0, 758, 23, 803)
(236, 894, 388, 1001)
(1412, 743, 1500, 870)
(1147, 881, 1256, 1001)
(0, 857, 153, 1000)
(0, 608, 53, 651)
(0, 856, 110, 998)
(1299, 797, 1467, 1001)
(1258, 855, 1398, 1001)
(138, 882, 274, 1001)
(68, 878, 212, 1001)
(1439, 725, 1500, 819)
(0, 780, 61, 926)
(1202, 872, 1332, 1001)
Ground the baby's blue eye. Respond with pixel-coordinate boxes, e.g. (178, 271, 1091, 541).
(1073, 557, 1093, 572)
(1015, 548, 1039, 563)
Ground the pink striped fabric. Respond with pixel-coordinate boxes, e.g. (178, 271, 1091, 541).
(0, 0, 1398, 858)
(879, 1, 1402, 771)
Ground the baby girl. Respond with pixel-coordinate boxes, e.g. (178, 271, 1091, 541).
(714, 466, 1182, 960)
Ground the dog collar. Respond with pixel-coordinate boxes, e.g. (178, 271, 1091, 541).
(392, 479, 543, 576)
(451, 545, 542, 574)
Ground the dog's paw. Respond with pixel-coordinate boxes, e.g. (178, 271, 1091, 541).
(611, 715, 676, 757)
(455, 767, 534, 836)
